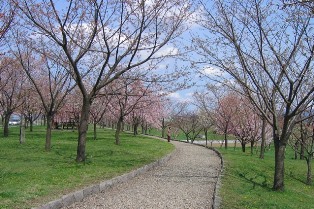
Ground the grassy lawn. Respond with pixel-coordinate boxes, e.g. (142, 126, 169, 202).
(148, 127, 230, 141)
(0, 126, 174, 209)
(218, 146, 314, 209)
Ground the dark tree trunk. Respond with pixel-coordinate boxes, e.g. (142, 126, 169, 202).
(121, 121, 125, 132)
(43, 115, 46, 126)
(306, 157, 312, 185)
(300, 121, 305, 160)
(3, 111, 12, 137)
(241, 142, 246, 152)
(250, 141, 254, 155)
(205, 128, 208, 147)
(300, 138, 305, 160)
(45, 113, 53, 151)
(133, 122, 139, 136)
(76, 99, 91, 162)
(294, 140, 299, 160)
(273, 136, 286, 191)
(29, 119, 33, 132)
(185, 134, 189, 142)
(145, 123, 148, 135)
(141, 124, 144, 134)
(19, 115, 25, 144)
(224, 128, 228, 149)
(161, 118, 165, 138)
(115, 116, 123, 145)
(93, 122, 97, 140)
(260, 117, 266, 159)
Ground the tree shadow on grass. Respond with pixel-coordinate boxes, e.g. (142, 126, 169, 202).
(235, 169, 273, 191)
(287, 171, 307, 185)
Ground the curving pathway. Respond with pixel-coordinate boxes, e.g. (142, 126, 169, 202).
(63, 141, 222, 209)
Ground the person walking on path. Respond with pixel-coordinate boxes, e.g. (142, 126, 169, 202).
(63, 141, 222, 209)
(167, 126, 171, 142)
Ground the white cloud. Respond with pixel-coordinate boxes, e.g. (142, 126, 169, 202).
(154, 46, 179, 57)
(168, 92, 181, 100)
(201, 66, 224, 76)
(167, 91, 193, 103)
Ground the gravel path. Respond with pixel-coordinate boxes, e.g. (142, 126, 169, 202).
(63, 141, 221, 209)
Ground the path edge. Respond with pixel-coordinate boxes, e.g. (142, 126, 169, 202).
(33, 143, 174, 209)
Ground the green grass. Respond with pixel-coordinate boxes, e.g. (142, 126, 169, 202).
(147, 127, 230, 141)
(0, 126, 174, 209)
(218, 146, 314, 209)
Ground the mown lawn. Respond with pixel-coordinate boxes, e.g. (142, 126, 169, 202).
(218, 146, 314, 209)
(0, 126, 174, 209)
(148, 127, 230, 141)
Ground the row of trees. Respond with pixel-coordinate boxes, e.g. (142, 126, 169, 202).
(0, 57, 169, 143)
(190, 0, 314, 191)
(1, 0, 312, 192)
(168, 86, 313, 186)
(0, 0, 192, 163)
(169, 89, 271, 154)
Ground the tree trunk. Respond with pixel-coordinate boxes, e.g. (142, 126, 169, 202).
(224, 130, 228, 149)
(306, 157, 312, 185)
(30, 119, 33, 132)
(115, 116, 123, 145)
(45, 113, 53, 151)
(300, 121, 305, 160)
(145, 123, 148, 135)
(185, 134, 189, 142)
(300, 138, 305, 160)
(133, 122, 139, 135)
(93, 122, 97, 140)
(250, 141, 254, 155)
(205, 128, 208, 147)
(19, 115, 25, 144)
(121, 121, 125, 131)
(3, 112, 12, 137)
(76, 99, 91, 162)
(141, 124, 145, 134)
(43, 115, 46, 126)
(294, 140, 299, 160)
(161, 118, 165, 138)
(273, 137, 286, 191)
(260, 117, 266, 159)
(241, 142, 246, 152)
(1, 114, 4, 125)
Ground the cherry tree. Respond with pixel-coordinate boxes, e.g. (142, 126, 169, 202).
(90, 93, 112, 140)
(290, 107, 314, 185)
(20, 84, 42, 132)
(229, 96, 271, 154)
(15, 0, 191, 162)
(282, 0, 314, 13)
(213, 93, 239, 149)
(160, 99, 175, 139)
(130, 91, 165, 135)
(172, 109, 203, 143)
(0, 56, 26, 137)
(193, 0, 314, 191)
(193, 91, 216, 146)
(13, 46, 75, 151)
(108, 76, 156, 145)
(0, 1, 15, 49)
(55, 89, 81, 129)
